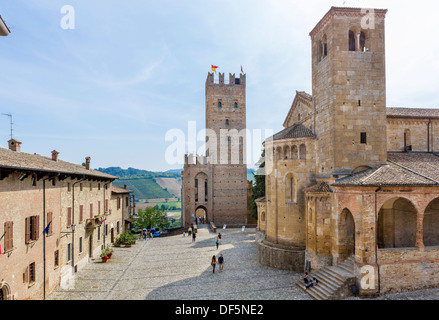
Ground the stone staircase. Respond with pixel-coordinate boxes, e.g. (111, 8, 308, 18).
(296, 256, 356, 300)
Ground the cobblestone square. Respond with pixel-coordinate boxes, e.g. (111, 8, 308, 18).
(47, 227, 311, 300)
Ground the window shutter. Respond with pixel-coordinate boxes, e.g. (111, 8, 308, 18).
(48, 212, 53, 235)
(98, 201, 101, 215)
(105, 199, 108, 212)
(25, 217, 30, 244)
(68, 207, 72, 227)
(79, 205, 83, 222)
(23, 266, 29, 283)
(90, 204, 93, 218)
(7, 221, 13, 250)
(117, 198, 120, 210)
(35, 216, 39, 241)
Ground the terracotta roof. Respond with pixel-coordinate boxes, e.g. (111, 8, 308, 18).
(332, 163, 437, 187)
(111, 185, 133, 194)
(387, 153, 439, 182)
(0, 147, 116, 180)
(271, 123, 316, 141)
(387, 107, 439, 119)
(304, 182, 333, 193)
(333, 153, 439, 187)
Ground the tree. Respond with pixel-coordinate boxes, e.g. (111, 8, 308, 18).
(250, 149, 266, 220)
(132, 206, 170, 231)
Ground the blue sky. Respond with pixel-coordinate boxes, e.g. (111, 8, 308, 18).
(1, 0, 438, 171)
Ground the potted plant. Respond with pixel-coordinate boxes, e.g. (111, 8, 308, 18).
(100, 249, 109, 263)
(114, 236, 122, 247)
(107, 247, 114, 258)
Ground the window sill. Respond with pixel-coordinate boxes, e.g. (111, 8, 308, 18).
(28, 282, 36, 288)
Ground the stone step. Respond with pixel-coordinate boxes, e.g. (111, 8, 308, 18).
(312, 270, 342, 292)
(336, 263, 354, 275)
(320, 268, 347, 284)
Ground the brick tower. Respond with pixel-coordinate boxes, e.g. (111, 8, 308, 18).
(310, 7, 388, 176)
(182, 72, 248, 227)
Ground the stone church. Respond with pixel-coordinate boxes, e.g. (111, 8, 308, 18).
(256, 6, 439, 298)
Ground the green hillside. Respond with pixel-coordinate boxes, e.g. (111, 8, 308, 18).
(112, 177, 175, 200)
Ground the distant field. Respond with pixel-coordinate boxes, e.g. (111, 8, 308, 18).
(155, 178, 181, 198)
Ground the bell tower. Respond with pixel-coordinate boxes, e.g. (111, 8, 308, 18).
(310, 7, 388, 176)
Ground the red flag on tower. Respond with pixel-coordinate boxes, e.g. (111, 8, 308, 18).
(211, 65, 219, 74)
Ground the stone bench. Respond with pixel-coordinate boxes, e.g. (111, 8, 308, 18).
(210, 221, 217, 233)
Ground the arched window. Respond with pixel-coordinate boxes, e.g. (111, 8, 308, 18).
(218, 101, 222, 108)
(234, 102, 238, 108)
(286, 174, 295, 203)
(291, 145, 298, 160)
(322, 34, 328, 58)
(299, 144, 306, 160)
(349, 30, 356, 51)
(359, 31, 366, 51)
(276, 147, 282, 161)
(225, 119, 229, 126)
(284, 146, 290, 160)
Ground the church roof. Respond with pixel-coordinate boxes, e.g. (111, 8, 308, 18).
(386, 107, 439, 119)
(332, 153, 439, 187)
(271, 123, 316, 141)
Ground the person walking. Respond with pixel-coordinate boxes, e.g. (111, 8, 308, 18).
(192, 231, 196, 243)
(215, 237, 219, 249)
(188, 226, 192, 236)
(217, 233, 222, 245)
(211, 255, 217, 273)
(218, 254, 224, 271)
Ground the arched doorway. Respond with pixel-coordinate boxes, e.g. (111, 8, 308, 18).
(195, 206, 207, 224)
(339, 208, 356, 259)
(0, 283, 10, 300)
(423, 198, 439, 247)
(377, 197, 417, 249)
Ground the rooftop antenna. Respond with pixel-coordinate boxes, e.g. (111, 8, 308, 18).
(2, 113, 13, 140)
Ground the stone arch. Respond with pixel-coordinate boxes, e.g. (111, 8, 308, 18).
(195, 205, 207, 223)
(377, 197, 417, 249)
(339, 208, 356, 259)
(423, 198, 439, 247)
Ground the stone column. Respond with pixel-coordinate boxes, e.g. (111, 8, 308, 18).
(416, 212, 425, 249)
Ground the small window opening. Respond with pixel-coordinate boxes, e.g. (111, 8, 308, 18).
(218, 101, 222, 108)
(234, 102, 238, 108)
(360, 132, 367, 144)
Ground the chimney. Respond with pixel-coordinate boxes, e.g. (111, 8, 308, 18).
(51, 150, 59, 161)
(85, 157, 91, 170)
(124, 184, 127, 189)
(8, 139, 21, 152)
